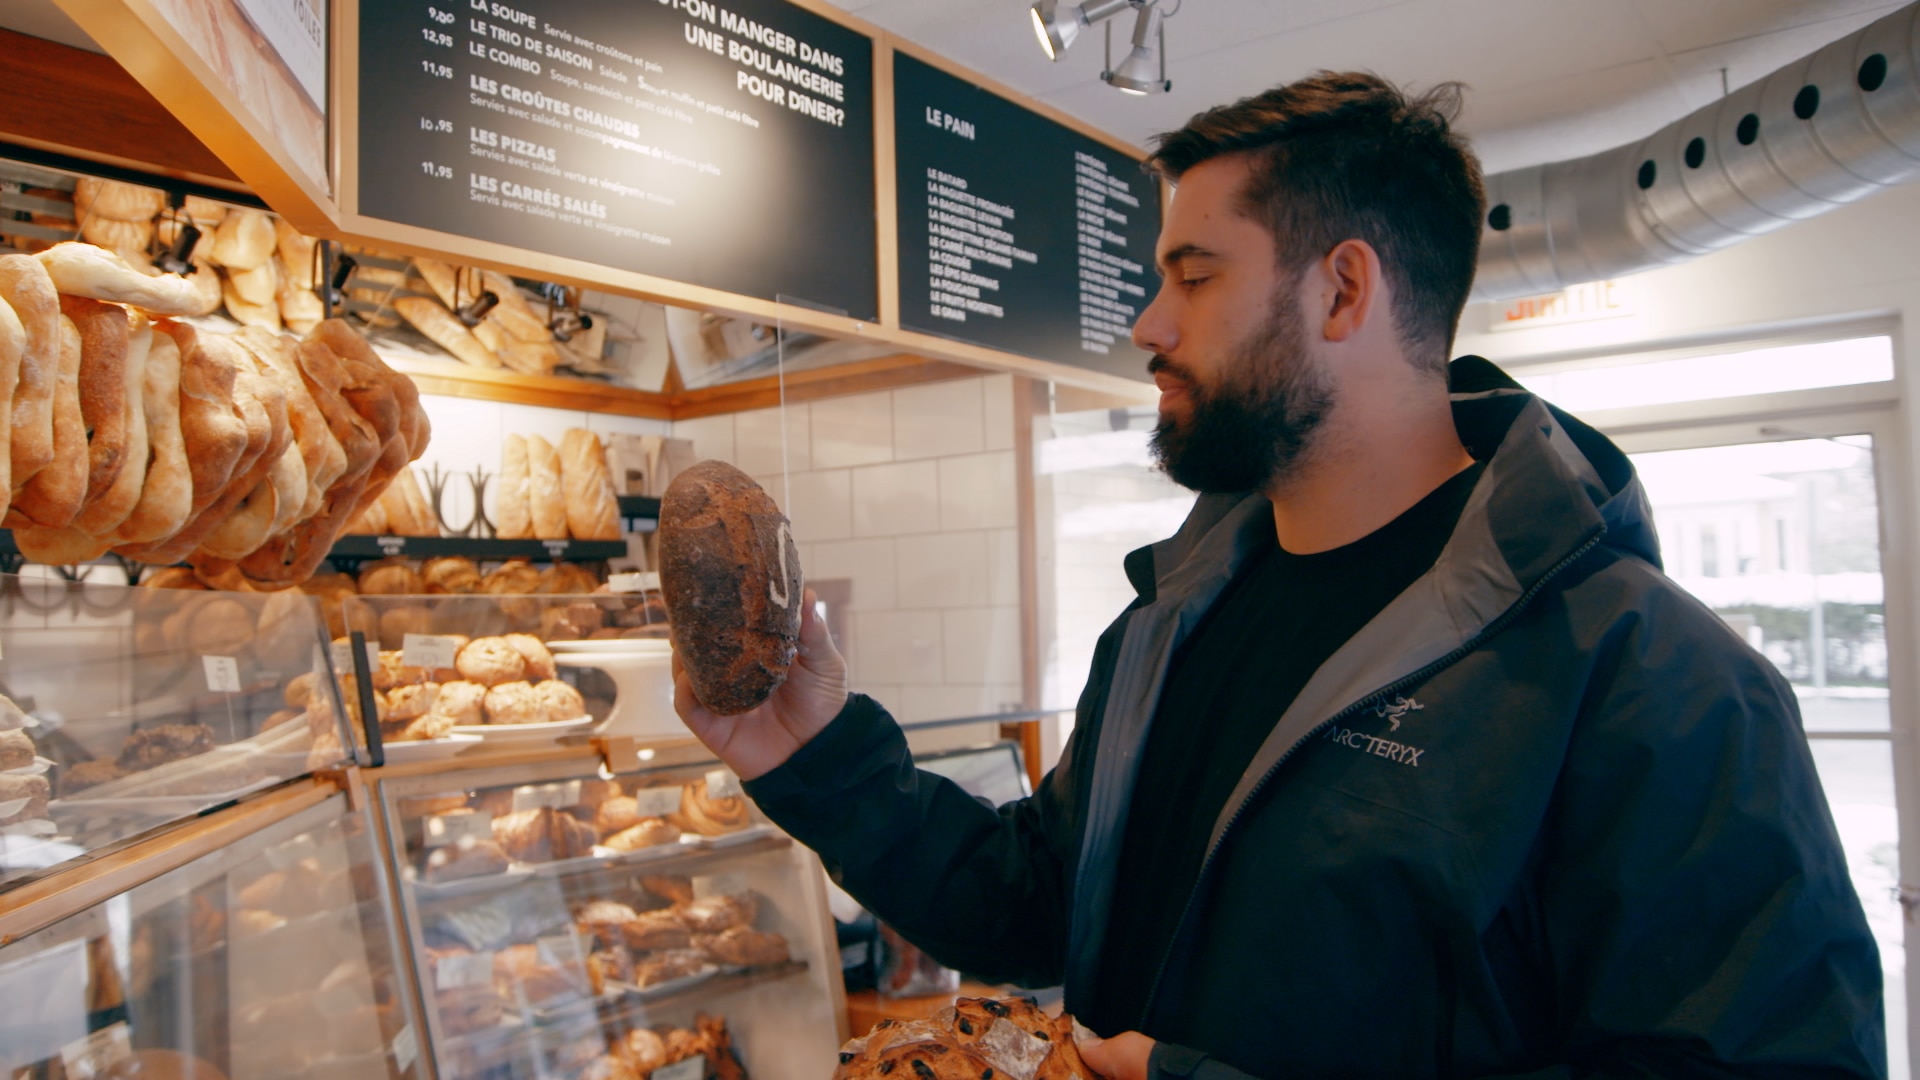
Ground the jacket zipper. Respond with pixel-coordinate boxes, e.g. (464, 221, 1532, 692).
(1136, 527, 1606, 1027)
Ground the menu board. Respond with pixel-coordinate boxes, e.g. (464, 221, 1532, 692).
(358, 0, 878, 320)
(893, 54, 1159, 382)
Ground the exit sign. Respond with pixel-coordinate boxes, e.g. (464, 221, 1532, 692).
(1490, 279, 1637, 332)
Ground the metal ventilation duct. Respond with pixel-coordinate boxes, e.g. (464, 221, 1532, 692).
(1472, 1, 1920, 301)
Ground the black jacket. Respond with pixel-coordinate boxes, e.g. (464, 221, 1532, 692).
(744, 358, 1886, 1078)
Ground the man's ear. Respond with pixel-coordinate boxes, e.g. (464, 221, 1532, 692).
(1318, 239, 1383, 344)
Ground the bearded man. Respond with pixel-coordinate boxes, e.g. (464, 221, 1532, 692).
(674, 73, 1885, 1079)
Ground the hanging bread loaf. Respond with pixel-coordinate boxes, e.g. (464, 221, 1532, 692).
(658, 460, 803, 715)
(210, 209, 275, 270)
(560, 428, 620, 540)
(238, 326, 345, 521)
(0, 288, 20, 517)
(73, 178, 164, 223)
(64, 295, 133, 513)
(112, 325, 252, 562)
(496, 433, 531, 540)
(0, 255, 60, 493)
(36, 243, 202, 317)
(110, 328, 191, 546)
(275, 218, 316, 290)
(7, 313, 84, 528)
(525, 433, 566, 539)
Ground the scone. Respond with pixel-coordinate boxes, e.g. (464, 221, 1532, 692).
(533, 678, 586, 723)
(429, 680, 487, 725)
(0, 729, 35, 770)
(504, 633, 556, 680)
(61, 759, 124, 796)
(678, 894, 756, 934)
(483, 681, 545, 725)
(0, 774, 50, 825)
(384, 682, 439, 721)
(456, 636, 526, 687)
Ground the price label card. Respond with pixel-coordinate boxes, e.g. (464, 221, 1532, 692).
(691, 871, 748, 900)
(60, 1022, 131, 1078)
(654, 1055, 706, 1080)
(511, 781, 580, 813)
(401, 634, 461, 671)
(203, 655, 242, 693)
(424, 811, 493, 848)
(435, 950, 494, 990)
(330, 640, 379, 674)
(606, 572, 647, 593)
(392, 1024, 419, 1073)
(632, 785, 682, 818)
(536, 932, 584, 969)
(705, 769, 743, 801)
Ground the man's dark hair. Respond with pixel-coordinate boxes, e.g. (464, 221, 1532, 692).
(1147, 72, 1485, 374)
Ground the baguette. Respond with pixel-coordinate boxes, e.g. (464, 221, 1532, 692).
(560, 428, 621, 540)
(36, 243, 201, 317)
(413, 257, 459, 309)
(0, 255, 58, 492)
(496, 433, 531, 539)
(525, 434, 566, 539)
(394, 296, 502, 369)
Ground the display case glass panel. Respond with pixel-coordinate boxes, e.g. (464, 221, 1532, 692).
(0, 793, 419, 1079)
(379, 750, 844, 1080)
(0, 575, 353, 892)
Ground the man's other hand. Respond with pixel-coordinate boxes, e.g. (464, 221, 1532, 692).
(1077, 1029, 1155, 1080)
(672, 586, 849, 780)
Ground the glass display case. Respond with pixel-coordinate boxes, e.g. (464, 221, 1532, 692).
(0, 574, 353, 892)
(334, 591, 681, 767)
(0, 790, 421, 1079)
(375, 746, 846, 1080)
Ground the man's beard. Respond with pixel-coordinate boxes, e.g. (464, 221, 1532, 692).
(1148, 290, 1334, 494)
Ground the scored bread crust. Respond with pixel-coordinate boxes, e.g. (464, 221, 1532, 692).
(496, 433, 531, 540)
(560, 428, 621, 541)
(658, 460, 803, 715)
(63, 295, 132, 512)
(0, 255, 59, 493)
(525, 434, 566, 539)
(17, 312, 152, 562)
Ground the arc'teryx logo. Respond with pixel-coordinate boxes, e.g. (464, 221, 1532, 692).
(1372, 695, 1424, 731)
(1323, 696, 1429, 767)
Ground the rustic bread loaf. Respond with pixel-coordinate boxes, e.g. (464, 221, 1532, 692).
(496, 433, 531, 539)
(36, 243, 202, 317)
(74, 177, 164, 222)
(0, 286, 20, 516)
(526, 434, 566, 539)
(210, 209, 275, 270)
(0, 254, 60, 491)
(7, 312, 86, 528)
(658, 460, 802, 715)
(560, 428, 621, 540)
(110, 326, 191, 545)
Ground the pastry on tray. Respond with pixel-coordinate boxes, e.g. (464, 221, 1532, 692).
(835, 996, 1089, 1080)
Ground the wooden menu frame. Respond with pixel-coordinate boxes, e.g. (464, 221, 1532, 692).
(326, 0, 1159, 402)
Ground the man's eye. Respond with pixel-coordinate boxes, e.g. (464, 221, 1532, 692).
(1180, 275, 1208, 289)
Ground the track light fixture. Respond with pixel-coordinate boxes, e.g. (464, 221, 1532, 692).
(1029, 0, 1130, 62)
(1103, 1, 1171, 95)
(1030, 0, 1172, 96)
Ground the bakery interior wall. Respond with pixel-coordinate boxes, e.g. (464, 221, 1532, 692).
(675, 376, 1027, 757)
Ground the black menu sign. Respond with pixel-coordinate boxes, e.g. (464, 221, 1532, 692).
(359, 0, 878, 319)
(893, 54, 1159, 381)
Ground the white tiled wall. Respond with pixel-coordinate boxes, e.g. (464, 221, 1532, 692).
(679, 374, 1025, 748)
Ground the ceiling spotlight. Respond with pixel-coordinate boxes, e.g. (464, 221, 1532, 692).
(1103, 1, 1171, 95)
(1029, 0, 1131, 61)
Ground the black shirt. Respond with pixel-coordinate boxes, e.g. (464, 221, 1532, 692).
(1095, 463, 1485, 1026)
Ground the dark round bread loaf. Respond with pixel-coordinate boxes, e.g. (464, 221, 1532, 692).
(658, 460, 802, 715)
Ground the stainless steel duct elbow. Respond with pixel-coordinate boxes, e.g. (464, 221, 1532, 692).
(1472, 1, 1920, 301)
